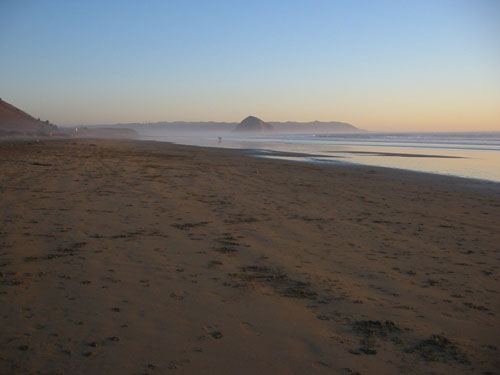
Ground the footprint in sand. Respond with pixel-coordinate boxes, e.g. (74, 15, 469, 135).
(240, 321, 261, 336)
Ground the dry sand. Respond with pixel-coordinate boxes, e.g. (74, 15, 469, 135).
(0, 139, 499, 375)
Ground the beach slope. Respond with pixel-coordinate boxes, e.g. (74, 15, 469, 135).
(0, 139, 499, 374)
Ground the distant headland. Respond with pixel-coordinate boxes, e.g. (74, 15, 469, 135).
(89, 116, 362, 136)
(1, 98, 362, 139)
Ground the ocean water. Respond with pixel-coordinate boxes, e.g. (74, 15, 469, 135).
(148, 132, 500, 183)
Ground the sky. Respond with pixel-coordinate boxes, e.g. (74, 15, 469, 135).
(1, 0, 499, 131)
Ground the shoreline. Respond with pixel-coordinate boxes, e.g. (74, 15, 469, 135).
(143, 138, 500, 190)
(140, 135, 500, 184)
(1, 138, 499, 374)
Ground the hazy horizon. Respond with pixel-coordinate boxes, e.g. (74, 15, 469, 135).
(1, 0, 499, 132)
(65, 119, 500, 135)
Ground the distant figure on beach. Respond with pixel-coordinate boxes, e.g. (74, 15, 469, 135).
(218, 137, 222, 144)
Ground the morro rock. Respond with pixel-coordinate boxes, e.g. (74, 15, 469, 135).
(233, 116, 273, 133)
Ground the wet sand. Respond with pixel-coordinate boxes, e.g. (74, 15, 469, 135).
(0, 139, 499, 374)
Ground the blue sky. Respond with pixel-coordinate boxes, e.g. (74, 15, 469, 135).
(1, 0, 499, 130)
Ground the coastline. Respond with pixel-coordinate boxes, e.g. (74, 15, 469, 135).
(1, 139, 499, 374)
(147, 138, 500, 189)
(140, 133, 500, 183)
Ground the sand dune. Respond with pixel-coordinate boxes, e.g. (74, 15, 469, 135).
(0, 139, 498, 374)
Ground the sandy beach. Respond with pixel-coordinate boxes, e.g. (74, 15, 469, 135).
(0, 139, 499, 375)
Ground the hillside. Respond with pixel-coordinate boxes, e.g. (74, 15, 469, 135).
(0, 99, 57, 134)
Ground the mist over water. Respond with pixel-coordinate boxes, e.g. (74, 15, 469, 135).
(144, 132, 500, 182)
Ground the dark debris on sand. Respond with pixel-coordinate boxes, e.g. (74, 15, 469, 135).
(225, 265, 318, 299)
(406, 334, 469, 364)
(213, 234, 240, 254)
(351, 320, 401, 355)
(172, 221, 209, 230)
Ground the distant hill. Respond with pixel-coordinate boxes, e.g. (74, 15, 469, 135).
(269, 120, 359, 133)
(91, 118, 361, 136)
(0, 98, 57, 135)
(1, 99, 361, 138)
(71, 127, 138, 139)
(233, 116, 273, 133)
